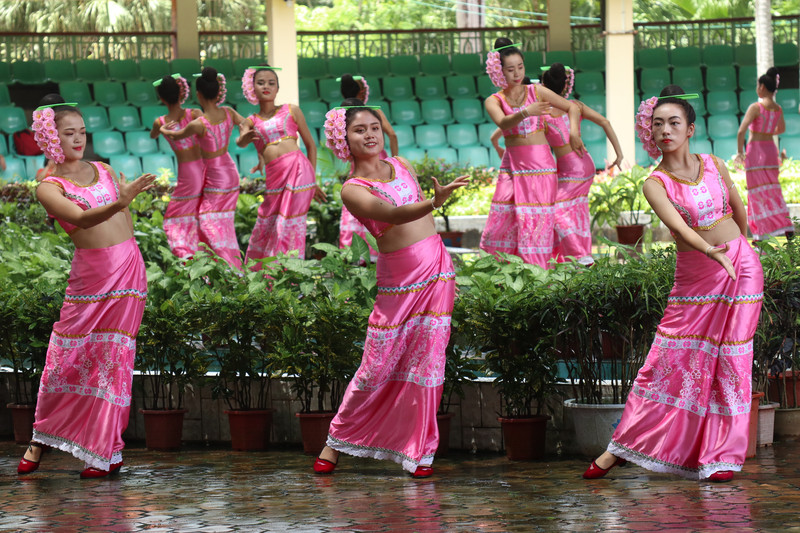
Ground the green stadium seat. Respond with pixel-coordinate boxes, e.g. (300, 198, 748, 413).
(420, 54, 450, 76)
(44, 60, 76, 83)
(453, 98, 484, 124)
(107, 59, 140, 83)
(94, 81, 126, 107)
(393, 125, 416, 149)
(236, 102, 259, 118)
(545, 50, 574, 67)
(586, 141, 609, 169)
(478, 122, 498, 148)
(477, 76, 497, 98)
(140, 105, 167, 130)
(12, 61, 46, 85)
(125, 131, 158, 156)
(110, 154, 142, 177)
(415, 124, 447, 148)
(58, 81, 93, 106)
(0, 134, 7, 155)
(318, 78, 342, 104)
(228, 129, 248, 155)
(81, 106, 112, 133)
(581, 122, 605, 144)
(225, 79, 248, 106)
(126, 81, 160, 107)
(575, 72, 604, 95)
(391, 100, 422, 126)
(403, 147, 426, 162)
(426, 147, 458, 165)
(389, 55, 419, 77)
(109, 105, 143, 132)
(298, 57, 327, 79)
(203, 58, 234, 79)
(784, 114, 800, 138)
(451, 54, 483, 77)
(328, 57, 358, 77)
(690, 94, 707, 117)
(738, 91, 757, 114)
(640, 68, 671, 96)
(302, 101, 328, 129)
(712, 138, 737, 159)
(157, 135, 171, 153)
(707, 114, 739, 140)
(634, 143, 656, 167)
(734, 44, 756, 66)
(142, 153, 177, 178)
(235, 150, 257, 177)
(670, 46, 701, 67)
(523, 51, 544, 71)
(575, 50, 605, 72)
(234, 58, 264, 80)
(693, 117, 707, 138)
(690, 138, 712, 155)
(705, 66, 737, 92)
(774, 43, 799, 67)
(780, 91, 798, 111)
(383, 76, 413, 101)
(706, 91, 738, 115)
(781, 135, 800, 158)
(447, 123, 478, 149)
(636, 48, 669, 69)
(458, 146, 489, 167)
(421, 99, 452, 125)
(672, 67, 704, 94)
(75, 59, 107, 82)
(139, 59, 170, 81)
(359, 56, 390, 78)
(579, 94, 605, 116)
(0, 83, 11, 106)
(738, 65, 757, 89)
(1, 156, 27, 182)
(446, 75, 477, 99)
(702, 45, 734, 67)
(299, 79, 319, 102)
(21, 155, 43, 179)
(370, 99, 391, 122)
(0, 106, 27, 133)
(415, 76, 446, 100)
(0, 62, 11, 84)
(365, 78, 383, 101)
(170, 58, 201, 78)
(92, 131, 126, 158)
(488, 146, 502, 168)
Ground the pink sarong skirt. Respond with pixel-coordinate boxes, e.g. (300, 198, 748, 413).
(163, 158, 206, 258)
(32, 238, 147, 470)
(608, 235, 763, 479)
(245, 150, 316, 268)
(327, 234, 456, 472)
(199, 153, 241, 269)
(553, 150, 596, 265)
(479, 144, 558, 268)
(745, 140, 794, 239)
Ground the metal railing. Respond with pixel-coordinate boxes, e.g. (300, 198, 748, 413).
(0, 32, 173, 63)
(199, 31, 267, 60)
(634, 15, 799, 50)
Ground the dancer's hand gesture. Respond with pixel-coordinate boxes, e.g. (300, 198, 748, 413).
(313, 185, 327, 203)
(526, 102, 552, 117)
(431, 175, 470, 208)
(707, 243, 736, 280)
(118, 172, 157, 207)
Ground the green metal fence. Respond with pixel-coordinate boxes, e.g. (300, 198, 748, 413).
(0, 32, 173, 62)
(199, 32, 266, 60)
(634, 15, 799, 49)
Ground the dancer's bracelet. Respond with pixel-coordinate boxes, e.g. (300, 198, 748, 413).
(705, 245, 714, 256)
(520, 108, 529, 119)
(430, 198, 441, 212)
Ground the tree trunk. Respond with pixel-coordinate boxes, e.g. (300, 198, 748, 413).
(755, 0, 774, 76)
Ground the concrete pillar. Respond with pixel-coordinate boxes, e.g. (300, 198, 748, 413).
(547, 0, 572, 52)
(266, 0, 299, 105)
(604, 0, 635, 166)
(172, 0, 199, 59)
(754, 0, 774, 76)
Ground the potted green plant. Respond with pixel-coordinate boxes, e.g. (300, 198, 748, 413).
(589, 165, 655, 248)
(306, 179, 343, 258)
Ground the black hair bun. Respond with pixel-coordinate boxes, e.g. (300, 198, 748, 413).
(202, 67, 218, 81)
(494, 37, 512, 50)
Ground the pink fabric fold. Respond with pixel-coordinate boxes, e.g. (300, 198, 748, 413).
(553, 150, 595, 265)
(198, 153, 242, 269)
(163, 158, 206, 258)
(745, 140, 793, 239)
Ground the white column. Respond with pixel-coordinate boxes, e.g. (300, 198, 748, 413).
(266, 0, 299, 105)
(605, 0, 635, 166)
(547, 0, 572, 52)
(755, 0, 774, 76)
(172, 0, 199, 59)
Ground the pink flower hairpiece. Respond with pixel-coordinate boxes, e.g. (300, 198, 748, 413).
(216, 73, 227, 105)
(635, 96, 660, 159)
(776, 73, 781, 90)
(563, 68, 575, 99)
(32, 105, 79, 164)
(360, 77, 370, 104)
(486, 51, 507, 89)
(324, 108, 350, 161)
(175, 75, 190, 105)
(242, 66, 283, 105)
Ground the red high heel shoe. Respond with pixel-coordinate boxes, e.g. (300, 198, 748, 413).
(313, 457, 337, 474)
(411, 466, 433, 478)
(582, 457, 627, 479)
(708, 470, 734, 483)
(80, 461, 123, 479)
(17, 443, 44, 475)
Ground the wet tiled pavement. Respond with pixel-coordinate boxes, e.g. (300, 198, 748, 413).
(2, 440, 800, 532)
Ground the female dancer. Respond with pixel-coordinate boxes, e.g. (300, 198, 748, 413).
(160, 67, 245, 269)
(149, 74, 204, 258)
(314, 105, 468, 477)
(337, 74, 398, 252)
(18, 99, 156, 478)
(541, 63, 623, 265)
(735, 67, 794, 240)
(480, 38, 584, 268)
(584, 85, 763, 483)
(236, 64, 324, 266)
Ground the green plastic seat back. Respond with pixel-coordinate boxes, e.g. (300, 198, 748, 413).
(782, 114, 800, 137)
(92, 131, 127, 158)
(702, 45, 734, 67)
(237, 150, 260, 178)
(328, 57, 358, 77)
(706, 91, 738, 115)
(389, 55, 419, 77)
(391, 100, 422, 126)
(781, 135, 800, 156)
(403, 147, 427, 162)
(738, 65, 757, 90)
(458, 146, 489, 167)
(318, 78, 342, 104)
(581, 122, 605, 143)
(203, 58, 234, 79)
(0, 83, 11, 106)
(107, 59, 140, 83)
(225, 79, 248, 106)
(75, 59, 107, 82)
(420, 99, 453, 125)
(734, 44, 756, 66)
(142, 153, 177, 179)
(640, 68, 671, 96)
(359, 56, 390, 78)
(298, 57, 327, 79)
(125, 131, 158, 156)
(477, 76, 497, 98)
(139, 59, 170, 81)
(170, 58, 201, 78)
(0, 62, 11, 84)
(44, 60, 76, 83)
(690, 93, 707, 117)
(12, 61, 46, 85)
(1, 156, 27, 182)
(705, 66, 737, 92)
(575, 50, 605, 72)
(779, 92, 799, 115)
(298, 79, 319, 102)
(140, 105, 168, 130)
(108, 105, 143, 132)
(110, 154, 142, 177)
(707, 114, 739, 140)
(0, 106, 27, 133)
(636, 48, 668, 69)
(59, 81, 93, 106)
(415, 124, 447, 148)
(383, 77, 413, 101)
(302, 101, 328, 129)
(420, 54, 451, 76)
(447, 123, 478, 148)
(415, 76, 446, 100)
(672, 67, 703, 94)
(452, 98, 484, 125)
(575, 72, 604, 96)
(711, 138, 737, 158)
(693, 117, 707, 138)
(451, 54, 483, 77)
(426, 147, 458, 165)
(126, 81, 159, 107)
(579, 94, 606, 116)
(370, 99, 390, 122)
(478, 122, 499, 148)
(774, 43, 799, 67)
(81, 106, 112, 133)
(234, 58, 264, 80)
(393, 125, 416, 149)
(669, 46, 701, 67)
(446, 75, 477, 99)
(94, 81, 126, 107)
(545, 50, 574, 67)
(523, 51, 544, 71)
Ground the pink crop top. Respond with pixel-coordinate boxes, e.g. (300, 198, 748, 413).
(749, 103, 782, 135)
(39, 161, 119, 235)
(160, 109, 198, 152)
(343, 157, 423, 239)
(544, 112, 581, 148)
(491, 84, 543, 137)
(197, 108, 233, 152)
(647, 153, 733, 235)
(249, 104, 299, 153)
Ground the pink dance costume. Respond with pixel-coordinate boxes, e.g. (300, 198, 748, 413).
(160, 109, 207, 258)
(338, 149, 387, 255)
(544, 112, 596, 265)
(244, 104, 316, 266)
(35, 162, 147, 470)
(745, 104, 793, 239)
(328, 157, 456, 472)
(609, 154, 763, 480)
(480, 85, 558, 268)
(197, 108, 242, 268)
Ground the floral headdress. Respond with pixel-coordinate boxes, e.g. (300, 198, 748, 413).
(486, 42, 521, 89)
(152, 73, 190, 105)
(541, 64, 574, 98)
(193, 72, 228, 105)
(635, 93, 699, 159)
(31, 102, 78, 164)
(242, 66, 282, 105)
(336, 75, 370, 104)
(323, 105, 382, 161)
(776, 73, 781, 90)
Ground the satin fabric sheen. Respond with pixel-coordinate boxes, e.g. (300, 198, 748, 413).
(745, 140, 794, 239)
(327, 234, 455, 472)
(198, 153, 242, 269)
(338, 150, 387, 255)
(609, 235, 763, 479)
(163, 158, 206, 258)
(41, 162, 119, 235)
(479, 143, 558, 268)
(553, 150, 595, 265)
(33, 238, 147, 470)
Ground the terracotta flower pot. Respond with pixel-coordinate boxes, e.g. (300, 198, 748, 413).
(295, 411, 336, 455)
(768, 371, 800, 408)
(6, 403, 35, 444)
(226, 409, 274, 451)
(774, 407, 800, 439)
(140, 408, 187, 451)
(615, 224, 645, 247)
(436, 412, 455, 457)
(746, 392, 763, 458)
(438, 231, 464, 247)
(497, 415, 550, 461)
